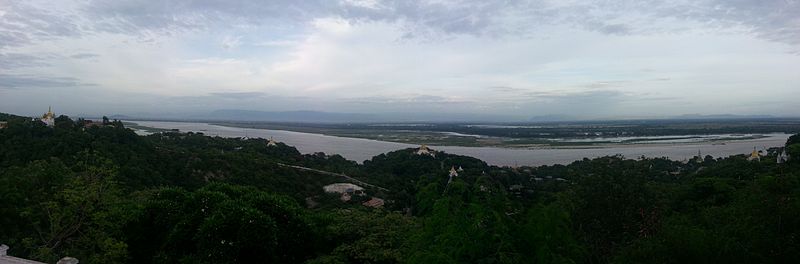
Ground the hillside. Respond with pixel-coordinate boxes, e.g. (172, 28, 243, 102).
(1, 113, 799, 263)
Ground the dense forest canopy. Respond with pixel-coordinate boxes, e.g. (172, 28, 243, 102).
(1, 113, 799, 263)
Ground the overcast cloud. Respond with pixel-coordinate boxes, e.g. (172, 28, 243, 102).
(1, 0, 798, 120)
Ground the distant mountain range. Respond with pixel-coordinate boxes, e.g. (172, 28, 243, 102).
(108, 114, 133, 120)
(672, 114, 776, 120)
(528, 114, 575, 122)
(201, 110, 379, 123)
(195, 110, 531, 123)
(95, 109, 788, 123)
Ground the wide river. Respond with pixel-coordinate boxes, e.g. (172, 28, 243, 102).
(132, 121, 790, 166)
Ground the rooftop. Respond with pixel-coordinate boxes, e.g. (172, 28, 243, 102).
(0, 244, 77, 264)
(323, 183, 364, 194)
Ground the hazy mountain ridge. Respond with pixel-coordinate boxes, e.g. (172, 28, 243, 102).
(204, 109, 379, 123)
(189, 110, 529, 123)
(673, 114, 777, 119)
(23, 109, 791, 124)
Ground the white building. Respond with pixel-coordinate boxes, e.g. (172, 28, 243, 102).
(323, 183, 364, 194)
(415, 144, 435, 157)
(267, 137, 278, 147)
(323, 183, 365, 202)
(778, 149, 790, 164)
(449, 166, 459, 177)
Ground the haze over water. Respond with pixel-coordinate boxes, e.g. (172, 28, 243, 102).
(133, 121, 790, 166)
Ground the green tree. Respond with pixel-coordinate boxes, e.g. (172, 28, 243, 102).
(516, 203, 585, 264)
(3, 158, 130, 264)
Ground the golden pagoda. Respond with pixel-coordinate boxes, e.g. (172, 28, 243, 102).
(747, 147, 760, 161)
(40, 106, 55, 127)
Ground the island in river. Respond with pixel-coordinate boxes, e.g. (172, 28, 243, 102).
(129, 120, 795, 166)
(200, 118, 800, 147)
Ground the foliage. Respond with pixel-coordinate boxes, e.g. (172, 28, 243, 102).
(309, 209, 416, 263)
(124, 183, 324, 263)
(1, 113, 799, 263)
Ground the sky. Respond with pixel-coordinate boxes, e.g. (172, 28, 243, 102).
(1, 0, 799, 120)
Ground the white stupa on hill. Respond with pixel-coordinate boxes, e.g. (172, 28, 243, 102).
(778, 149, 790, 164)
(416, 144, 435, 157)
(449, 166, 459, 178)
(267, 137, 278, 147)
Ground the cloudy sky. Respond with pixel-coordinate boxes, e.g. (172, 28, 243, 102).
(1, 0, 798, 120)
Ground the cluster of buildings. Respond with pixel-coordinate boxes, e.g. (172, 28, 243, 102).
(0, 107, 58, 129)
(24, 107, 99, 128)
(413, 144, 471, 194)
(746, 147, 790, 163)
(322, 183, 385, 208)
(239, 133, 278, 148)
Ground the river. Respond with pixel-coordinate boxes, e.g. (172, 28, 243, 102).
(131, 121, 790, 166)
